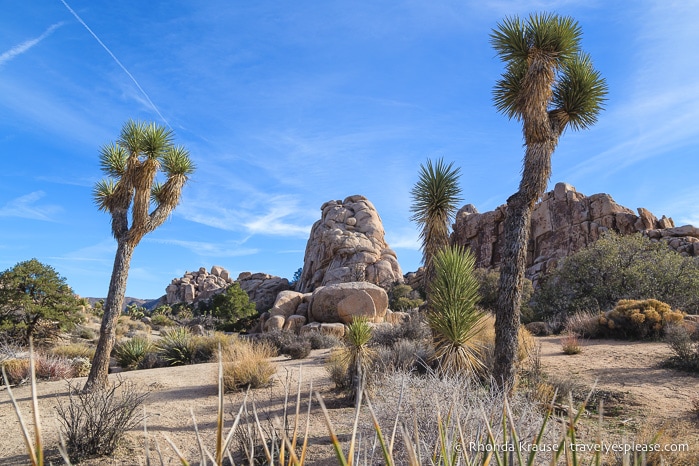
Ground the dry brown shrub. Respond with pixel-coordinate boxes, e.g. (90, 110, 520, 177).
(476, 314, 534, 372)
(561, 332, 583, 354)
(50, 343, 95, 360)
(220, 338, 276, 391)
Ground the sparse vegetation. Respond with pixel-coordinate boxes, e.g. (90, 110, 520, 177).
(533, 233, 699, 321)
(664, 323, 699, 372)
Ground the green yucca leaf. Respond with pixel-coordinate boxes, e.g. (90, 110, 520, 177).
(552, 52, 608, 132)
(99, 143, 128, 177)
(92, 178, 117, 212)
(162, 146, 195, 177)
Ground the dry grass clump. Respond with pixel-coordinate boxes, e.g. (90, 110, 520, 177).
(1, 353, 81, 385)
(564, 310, 603, 338)
(50, 343, 95, 360)
(561, 332, 583, 355)
(475, 313, 535, 372)
(600, 299, 684, 339)
(221, 338, 276, 391)
(115, 316, 151, 338)
(367, 368, 553, 464)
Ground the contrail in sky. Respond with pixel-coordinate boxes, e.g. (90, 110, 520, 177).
(0, 22, 64, 66)
(59, 0, 171, 127)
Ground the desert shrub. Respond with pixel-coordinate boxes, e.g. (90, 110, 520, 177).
(561, 332, 583, 354)
(388, 283, 423, 310)
(114, 336, 154, 369)
(372, 338, 433, 374)
(664, 323, 699, 372)
(71, 325, 97, 341)
(1, 353, 81, 384)
(599, 299, 684, 339)
(474, 268, 535, 322)
(326, 348, 350, 389)
(221, 338, 276, 391)
(370, 310, 430, 347)
(367, 369, 551, 464)
(55, 378, 148, 462)
(71, 357, 91, 377)
(305, 331, 343, 349)
(283, 341, 312, 359)
(533, 232, 699, 320)
(191, 331, 237, 362)
(255, 329, 297, 354)
(1, 357, 30, 385)
(156, 327, 195, 366)
(150, 313, 175, 329)
(564, 310, 603, 338)
(51, 343, 95, 360)
(524, 321, 552, 336)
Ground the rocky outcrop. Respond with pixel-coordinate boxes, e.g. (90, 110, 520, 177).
(237, 272, 292, 312)
(166, 266, 233, 304)
(165, 268, 291, 312)
(296, 195, 403, 293)
(451, 182, 696, 286)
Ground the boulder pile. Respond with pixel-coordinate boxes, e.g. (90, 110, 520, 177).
(296, 195, 403, 293)
(255, 281, 409, 337)
(165, 266, 233, 304)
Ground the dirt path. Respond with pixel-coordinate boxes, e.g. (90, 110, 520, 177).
(537, 336, 698, 422)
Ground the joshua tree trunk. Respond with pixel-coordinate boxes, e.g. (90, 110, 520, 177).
(83, 240, 134, 391)
(494, 138, 557, 390)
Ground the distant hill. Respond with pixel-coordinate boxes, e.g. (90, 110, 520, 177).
(86, 296, 164, 311)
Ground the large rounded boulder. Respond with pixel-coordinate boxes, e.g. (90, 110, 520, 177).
(310, 282, 388, 324)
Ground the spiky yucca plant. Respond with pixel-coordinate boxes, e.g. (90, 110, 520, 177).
(343, 317, 374, 408)
(427, 245, 486, 376)
(410, 158, 462, 290)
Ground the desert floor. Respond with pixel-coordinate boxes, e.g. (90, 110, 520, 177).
(1, 336, 698, 465)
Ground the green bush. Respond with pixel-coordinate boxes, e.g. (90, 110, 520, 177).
(388, 283, 423, 311)
(533, 232, 699, 320)
(0, 259, 81, 344)
(599, 299, 684, 340)
(199, 283, 258, 331)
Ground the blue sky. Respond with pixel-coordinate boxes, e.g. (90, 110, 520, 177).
(1, 1, 697, 299)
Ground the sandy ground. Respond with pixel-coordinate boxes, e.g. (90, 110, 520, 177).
(1, 338, 698, 465)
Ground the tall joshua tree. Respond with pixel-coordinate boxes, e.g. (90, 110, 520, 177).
(84, 120, 195, 391)
(491, 13, 607, 389)
(410, 158, 462, 292)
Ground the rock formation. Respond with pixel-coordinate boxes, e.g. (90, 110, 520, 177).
(166, 266, 233, 304)
(296, 195, 403, 293)
(451, 182, 697, 286)
(237, 272, 292, 312)
(255, 281, 409, 336)
(165, 267, 291, 312)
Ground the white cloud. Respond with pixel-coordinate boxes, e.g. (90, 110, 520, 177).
(0, 191, 62, 221)
(386, 229, 420, 250)
(0, 22, 63, 67)
(178, 194, 314, 239)
(149, 239, 259, 257)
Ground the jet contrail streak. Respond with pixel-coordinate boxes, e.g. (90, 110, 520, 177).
(59, 0, 171, 127)
(0, 22, 64, 66)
